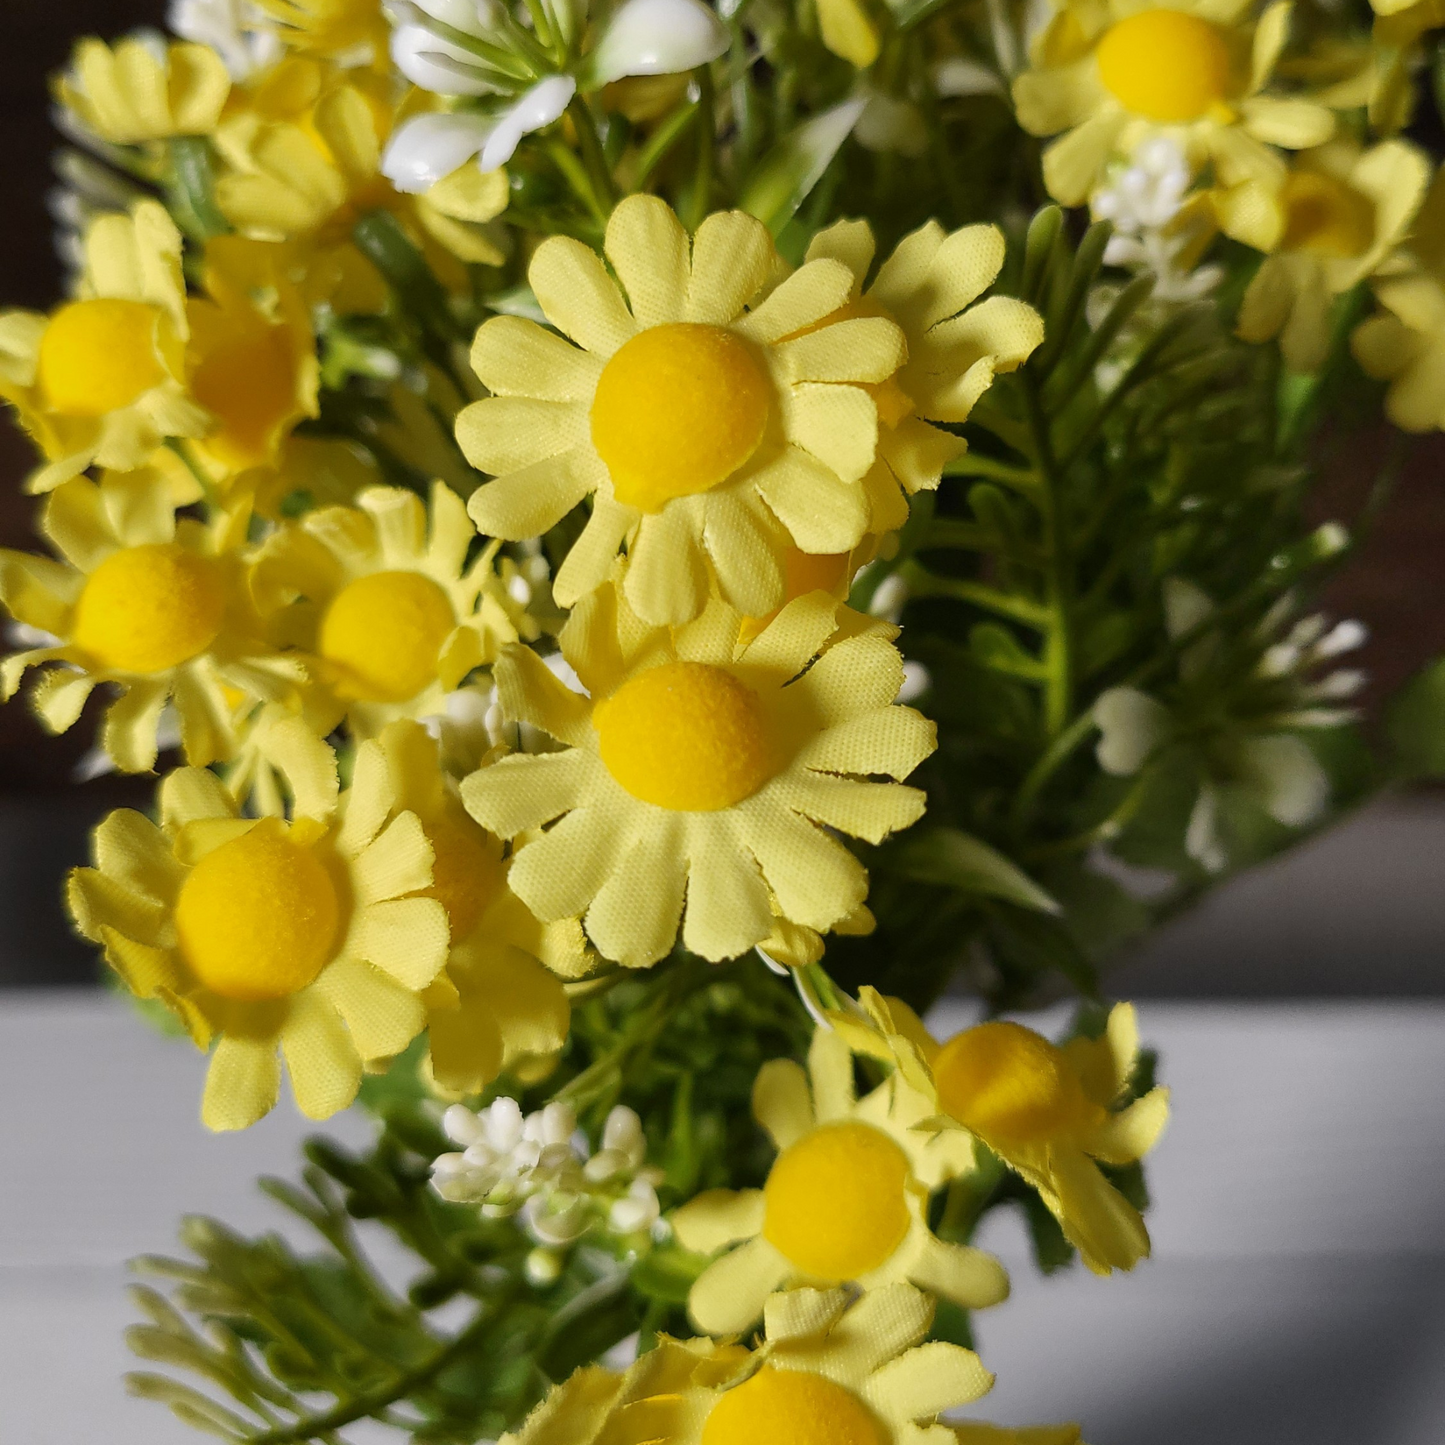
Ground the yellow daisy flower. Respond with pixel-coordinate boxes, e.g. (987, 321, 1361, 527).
(458, 193, 909, 626)
(1237, 139, 1430, 372)
(0, 201, 209, 493)
(1013, 0, 1335, 245)
(842, 991, 1171, 1276)
(252, 480, 532, 737)
(459, 580, 935, 967)
(65, 721, 450, 1129)
(0, 470, 303, 773)
(57, 36, 231, 145)
(805, 218, 1044, 533)
(185, 236, 321, 492)
(1369, 0, 1445, 131)
(672, 1026, 1008, 1336)
(212, 60, 507, 296)
(365, 719, 588, 1096)
(1352, 167, 1445, 433)
(253, 0, 390, 57)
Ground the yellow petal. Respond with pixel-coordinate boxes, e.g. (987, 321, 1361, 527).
(347, 897, 450, 990)
(864, 1339, 994, 1420)
(687, 1235, 790, 1335)
(686, 211, 776, 324)
(281, 989, 362, 1120)
(529, 236, 639, 358)
(751, 1058, 815, 1148)
(202, 1034, 281, 1131)
(672, 1187, 767, 1254)
(605, 194, 691, 327)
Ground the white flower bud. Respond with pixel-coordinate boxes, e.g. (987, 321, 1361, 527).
(1313, 619, 1368, 659)
(601, 1106, 645, 1165)
(869, 573, 909, 621)
(525, 1246, 564, 1285)
(382, 112, 494, 193)
(524, 1191, 590, 1245)
(609, 1179, 660, 1235)
(588, 0, 728, 85)
(1185, 785, 1226, 873)
(482, 1096, 525, 1152)
(443, 1102, 487, 1148)
(897, 660, 930, 704)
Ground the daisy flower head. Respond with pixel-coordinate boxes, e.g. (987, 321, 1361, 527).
(365, 719, 588, 1096)
(0, 200, 209, 493)
(184, 236, 322, 493)
(846, 991, 1170, 1275)
(459, 193, 911, 626)
(0, 469, 303, 773)
(253, 480, 534, 738)
(1238, 139, 1431, 372)
(1352, 165, 1445, 432)
(1013, 0, 1336, 246)
(672, 1026, 1006, 1335)
(804, 217, 1044, 534)
(459, 578, 936, 968)
(66, 721, 450, 1129)
(57, 35, 232, 146)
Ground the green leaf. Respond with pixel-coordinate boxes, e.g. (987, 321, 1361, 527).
(740, 98, 865, 236)
(882, 828, 1061, 914)
(1388, 657, 1445, 778)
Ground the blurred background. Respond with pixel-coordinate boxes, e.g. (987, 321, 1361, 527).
(0, 5, 1442, 1445)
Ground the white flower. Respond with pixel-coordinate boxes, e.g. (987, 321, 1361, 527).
(608, 1178, 661, 1235)
(479, 76, 576, 170)
(897, 660, 931, 704)
(868, 573, 909, 622)
(586, 0, 728, 86)
(390, 20, 504, 95)
(381, 113, 496, 191)
(1236, 734, 1329, 829)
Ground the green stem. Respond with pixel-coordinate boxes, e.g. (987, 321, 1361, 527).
(567, 95, 617, 212)
(903, 564, 1050, 628)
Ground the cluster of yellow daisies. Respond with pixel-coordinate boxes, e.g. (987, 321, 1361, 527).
(1008, 0, 1445, 425)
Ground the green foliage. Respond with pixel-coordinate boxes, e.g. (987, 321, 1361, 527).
(1388, 658, 1445, 779)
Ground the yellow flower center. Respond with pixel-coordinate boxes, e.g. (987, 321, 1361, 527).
(590, 323, 772, 513)
(702, 1366, 886, 1445)
(175, 821, 342, 1002)
(192, 319, 305, 472)
(319, 571, 456, 703)
(594, 661, 776, 812)
(37, 299, 168, 416)
(70, 543, 227, 674)
(762, 1121, 913, 1280)
(1280, 171, 1375, 259)
(933, 1021, 1096, 1149)
(421, 807, 502, 941)
(1096, 10, 1233, 123)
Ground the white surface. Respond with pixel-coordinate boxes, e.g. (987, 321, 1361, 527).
(2, 993, 1444, 1443)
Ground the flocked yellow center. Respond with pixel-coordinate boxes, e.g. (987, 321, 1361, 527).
(70, 543, 227, 674)
(319, 571, 455, 703)
(702, 1367, 886, 1445)
(594, 661, 776, 812)
(421, 806, 502, 941)
(38, 299, 167, 416)
(175, 821, 341, 1002)
(590, 323, 772, 513)
(933, 1021, 1096, 1148)
(1280, 171, 1375, 258)
(762, 1121, 913, 1280)
(1096, 10, 1233, 123)
(192, 320, 304, 471)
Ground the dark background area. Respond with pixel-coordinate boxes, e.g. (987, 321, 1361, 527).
(0, 0, 1442, 989)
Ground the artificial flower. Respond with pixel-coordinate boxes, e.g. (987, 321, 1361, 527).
(460, 580, 935, 966)
(169, 0, 286, 80)
(805, 217, 1044, 532)
(1368, 0, 1445, 131)
(1013, 0, 1335, 249)
(253, 480, 534, 737)
(672, 1025, 1006, 1335)
(0, 201, 209, 493)
(503, 1283, 1076, 1445)
(1352, 167, 1445, 433)
(366, 719, 586, 1094)
(1238, 140, 1430, 372)
(185, 236, 321, 490)
(254, 0, 390, 56)
(0, 470, 303, 772)
(843, 991, 1169, 1275)
(66, 722, 450, 1129)
(461, 194, 909, 625)
(57, 36, 232, 145)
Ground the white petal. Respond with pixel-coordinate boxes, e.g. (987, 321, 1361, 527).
(1093, 687, 1170, 777)
(381, 112, 492, 193)
(390, 23, 500, 96)
(479, 75, 576, 171)
(589, 0, 729, 85)
(409, 0, 499, 34)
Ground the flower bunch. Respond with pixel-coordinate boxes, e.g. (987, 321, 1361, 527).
(3, 0, 1442, 1438)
